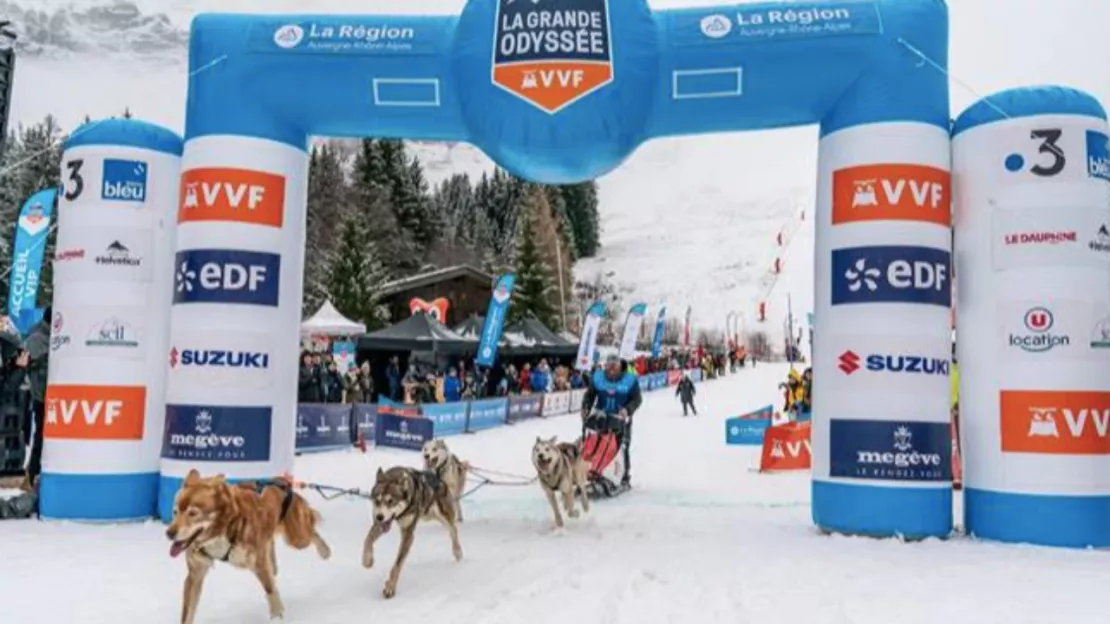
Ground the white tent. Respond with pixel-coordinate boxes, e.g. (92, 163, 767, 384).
(300, 300, 366, 336)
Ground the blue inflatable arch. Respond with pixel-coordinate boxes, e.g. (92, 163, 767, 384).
(164, 0, 955, 536)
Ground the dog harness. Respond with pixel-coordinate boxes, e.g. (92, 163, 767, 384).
(208, 480, 296, 563)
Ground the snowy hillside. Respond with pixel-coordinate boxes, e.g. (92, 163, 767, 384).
(7, 0, 1110, 337)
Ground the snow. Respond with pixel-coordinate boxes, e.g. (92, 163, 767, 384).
(1, 366, 1107, 624)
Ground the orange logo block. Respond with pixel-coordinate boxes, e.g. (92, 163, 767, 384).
(1000, 390, 1110, 455)
(45, 384, 146, 441)
(759, 421, 812, 472)
(832, 164, 950, 226)
(179, 168, 285, 227)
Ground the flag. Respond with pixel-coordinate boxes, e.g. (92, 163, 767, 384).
(576, 301, 606, 371)
(682, 305, 692, 348)
(651, 306, 666, 357)
(476, 274, 515, 367)
(8, 189, 56, 335)
(618, 302, 646, 359)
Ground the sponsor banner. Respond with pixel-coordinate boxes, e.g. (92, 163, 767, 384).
(476, 274, 515, 368)
(667, 370, 681, 385)
(690, 369, 703, 383)
(492, 0, 613, 114)
(619, 303, 647, 359)
(829, 334, 951, 396)
(331, 340, 356, 374)
(542, 391, 571, 416)
(991, 207, 1109, 270)
(101, 158, 149, 202)
(829, 419, 951, 482)
(49, 307, 146, 361)
(726, 416, 771, 445)
(570, 389, 586, 412)
(831, 245, 951, 307)
(674, 3, 881, 46)
(162, 404, 272, 462)
(168, 331, 275, 391)
(378, 396, 421, 418)
(831, 163, 950, 227)
(254, 19, 430, 55)
(468, 398, 508, 432)
(1088, 129, 1110, 182)
(53, 227, 153, 284)
(353, 403, 377, 441)
(173, 249, 281, 307)
(508, 394, 543, 423)
(44, 384, 146, 440)
(576, 301, 606, 371)
(179, 167, 286, 228)
(759, 421, 812, 472)
(8, 188, 55, 335)
(295, 404, 353, 452)
(421, 402, 468, 437)
(651, 306, 666, 358)
(374, 412, 433, 452)
(999, 300, 1110, 362)
(1000, 390, 1110, 455)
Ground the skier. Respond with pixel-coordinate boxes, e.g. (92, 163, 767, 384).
(675, 371, 697, 416)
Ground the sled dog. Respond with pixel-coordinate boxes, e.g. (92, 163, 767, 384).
(422, 439, 470, 522)
(362, 466, 463, 599)
(165, 469, 332, 624)
(531, 436, 591, 528)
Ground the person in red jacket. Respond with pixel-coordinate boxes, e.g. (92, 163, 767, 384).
(518, 362, 533, 394)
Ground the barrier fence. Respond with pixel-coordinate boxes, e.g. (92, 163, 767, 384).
(295, 369, 703, 453)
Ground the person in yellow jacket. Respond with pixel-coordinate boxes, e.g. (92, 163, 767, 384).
(780, 368, 805, 413)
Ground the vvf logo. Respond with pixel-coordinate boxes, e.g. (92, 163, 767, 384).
(173, 249, 281, 306)
(831, 245, 950, 308)
(102, 159, 148, 202)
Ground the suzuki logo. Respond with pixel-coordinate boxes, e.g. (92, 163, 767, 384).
(838, 351, 861, 374)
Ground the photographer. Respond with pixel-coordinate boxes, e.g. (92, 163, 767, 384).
(21, 308, 50, 492)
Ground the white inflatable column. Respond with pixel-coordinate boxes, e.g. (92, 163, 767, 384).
(42, 119, 182, 521)
(157, 136, 307, 521)
(953, 86, 1110, 548)
(811, 121, 954, 538)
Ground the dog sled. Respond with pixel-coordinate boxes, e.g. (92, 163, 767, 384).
(580, 410, 632, 500)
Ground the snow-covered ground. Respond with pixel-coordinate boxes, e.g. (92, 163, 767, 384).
(2, 366, 1107, 624)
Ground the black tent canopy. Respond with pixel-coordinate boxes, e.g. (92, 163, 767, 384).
(502, 317, 577, 356)
(358, 313, 475, 354)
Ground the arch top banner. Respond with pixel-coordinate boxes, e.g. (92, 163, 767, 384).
(185, 0, 949, 182)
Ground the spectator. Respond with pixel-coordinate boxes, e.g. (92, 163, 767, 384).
(343, 361, 372, 404)
(444, 367, 462, 403)
(676, 371, 697, 416)
(519, 363, 533, 394)
(530, 360, 548, 394)
(22, 307, 50, 492)
(323, 359, 343, 403)
(386, 356, 402, 401)
(298, 352, 322, 403)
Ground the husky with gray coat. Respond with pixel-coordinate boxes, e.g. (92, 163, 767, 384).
(422, 439, 470, 522)
(362, 466, 463, 599)
(531, 436, 591, 528)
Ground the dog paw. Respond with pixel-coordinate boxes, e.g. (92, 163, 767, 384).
(453, 545, 463, 561)
(362, 553, 374, 569)
(568, 510, 580, 519)
(383, 582, 397, 599)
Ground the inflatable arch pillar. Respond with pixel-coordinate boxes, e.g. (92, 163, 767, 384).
(150, 0, 956, 534)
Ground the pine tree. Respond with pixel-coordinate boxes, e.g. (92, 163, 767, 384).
(303, 142, 349, 315)
(510, 185, 557, 327)
(324, 214, 391, 331)
(561, 181, 601, 258)
(351, 139, 412, 275)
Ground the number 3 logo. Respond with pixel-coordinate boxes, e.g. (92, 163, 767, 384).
(1029, 129, 1065, 177)
(62, 159, 85, 200)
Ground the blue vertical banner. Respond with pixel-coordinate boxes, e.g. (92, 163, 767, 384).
(8, 189, 56, 335)
(476, 273, 515, 368)
(651, 305, 666, 358)
(575, 300, 607, 371)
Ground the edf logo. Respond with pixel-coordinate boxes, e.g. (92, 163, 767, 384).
(831, 245, 950, 308)
(173, 249, 280, 306)
(102, 159, 148, 201)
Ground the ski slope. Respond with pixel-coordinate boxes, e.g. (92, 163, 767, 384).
(1, 366, 1105, 624)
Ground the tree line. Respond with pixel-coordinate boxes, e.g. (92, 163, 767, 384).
(0, 116, 603, 334)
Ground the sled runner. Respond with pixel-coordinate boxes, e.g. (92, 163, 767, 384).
(580, 412, 632, 500)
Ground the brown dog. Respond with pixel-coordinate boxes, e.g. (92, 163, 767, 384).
(362, 466, 463, 599)
(165, 469, 331, 624)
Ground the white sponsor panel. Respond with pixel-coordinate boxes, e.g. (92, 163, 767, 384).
(818, 333, 952, 403)
(48, 306, 147, 362)
(991, 206, 1110, 270)
(53, 226, 155, 284)
(998, 299, 1110, 362)
(542, 391, 571, 416)
(167, 330, 276, 391)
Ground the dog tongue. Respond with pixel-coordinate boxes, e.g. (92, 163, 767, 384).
(169, 541, 188, 558)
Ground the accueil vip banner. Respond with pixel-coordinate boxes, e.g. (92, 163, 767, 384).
(619, 302, 646, 359)
(576, 300, 606, 371)
(477, 273, 515, 367)
(8, 188, 56, 335)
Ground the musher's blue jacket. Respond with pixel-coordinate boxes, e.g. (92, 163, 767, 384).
(582, 369, 643, 416)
